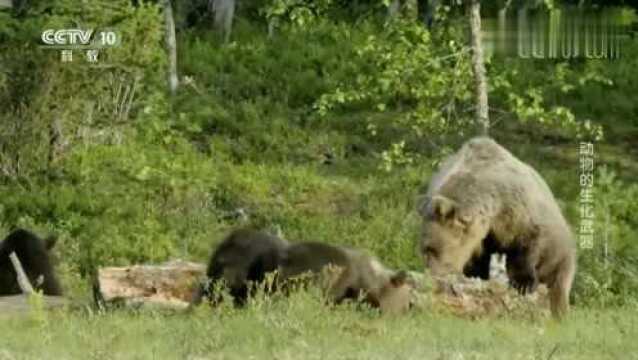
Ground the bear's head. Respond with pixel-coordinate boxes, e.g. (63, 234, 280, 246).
(418, 195, 489, 276)
(209, 244, 252, 292)
(367, 270, 415, 315)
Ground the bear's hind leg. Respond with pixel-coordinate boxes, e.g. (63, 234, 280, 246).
(327, 266, 358, 304)
(548, 256, 575, 319)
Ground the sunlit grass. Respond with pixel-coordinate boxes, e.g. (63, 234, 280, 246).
(0, 294, 635, 359)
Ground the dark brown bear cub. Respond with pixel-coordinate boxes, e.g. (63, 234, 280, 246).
(278, 242, 414, 314)
(190, 228, 288, 307)
(418, 137, 576, 319)
(0, 228, 63, 296)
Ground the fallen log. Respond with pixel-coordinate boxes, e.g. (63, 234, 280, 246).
(406, 254, 549, 319)
(94, 259, 549, 317)
(94, 260, 205, 310)
(410, 273, 550, 319)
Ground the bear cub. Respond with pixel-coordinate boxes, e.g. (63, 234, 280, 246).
(0, 228, 63, 296)
(191, 228, 288, 307)
(279, 241, 414, 314)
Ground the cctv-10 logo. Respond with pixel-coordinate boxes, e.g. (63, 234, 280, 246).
(41, 29, 119, 47)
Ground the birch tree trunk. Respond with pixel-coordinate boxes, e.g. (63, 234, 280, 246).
(498, 0, 512, 55)
(468, 0, 489, 136)
(387, 0, 401, 18)
(164, 0, 179, 95)
(9, 252, 34, 294)
(211, 0, 236, 43)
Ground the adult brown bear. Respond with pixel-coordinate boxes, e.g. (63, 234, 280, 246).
(418, 137, 576, 318)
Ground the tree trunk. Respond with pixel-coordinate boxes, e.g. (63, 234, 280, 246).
(497, 0, 512, 55)
(211, 0, 236, 43)
(418, 0, 437, 28)
(387, 0, 401, 18)
(164, 0, 179, 95)
(9, 252, 34, 294)
(468, 0, 489, 136)
(94, 260, 205, 310)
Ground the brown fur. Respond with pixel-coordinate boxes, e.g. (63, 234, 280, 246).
(368, 270, 414, 315)
(190, 228, 288, 307)
(279, 242, 413, 314)
(418, 137, 576, 319)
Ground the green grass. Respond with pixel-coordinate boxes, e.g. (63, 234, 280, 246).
(0, 297, 636, 359)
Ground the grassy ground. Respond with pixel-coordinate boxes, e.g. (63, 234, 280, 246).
(0, 295, 635, 360)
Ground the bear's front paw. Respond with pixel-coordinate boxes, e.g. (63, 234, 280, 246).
(510, 272, 538, 295)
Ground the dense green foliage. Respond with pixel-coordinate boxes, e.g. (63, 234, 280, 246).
(0, 0, 636, 326)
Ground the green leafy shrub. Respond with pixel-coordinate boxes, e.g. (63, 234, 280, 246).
(572, 167, 638, 307)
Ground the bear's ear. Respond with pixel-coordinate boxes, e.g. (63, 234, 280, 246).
(430, 195, 457, 221)
(389, 270, 408, 287)
(456, 212, 473, 227)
